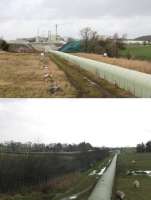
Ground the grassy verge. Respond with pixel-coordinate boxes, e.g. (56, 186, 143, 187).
(49, 54, 133, 98)
(113, 150, 151, 200)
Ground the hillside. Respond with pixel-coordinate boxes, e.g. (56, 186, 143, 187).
(135, 35, 151, 41)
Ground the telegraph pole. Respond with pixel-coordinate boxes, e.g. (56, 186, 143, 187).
(55, 24, 58, 41)
(48, 30, 51, 42)
(36, 28, 40, 42)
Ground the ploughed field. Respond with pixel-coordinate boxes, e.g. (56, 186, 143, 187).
(114, 150, 151, 200)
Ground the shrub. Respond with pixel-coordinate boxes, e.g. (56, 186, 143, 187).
(0, 39, 9, 51)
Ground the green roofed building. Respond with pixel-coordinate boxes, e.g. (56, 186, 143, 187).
(59, 41, 82, 53)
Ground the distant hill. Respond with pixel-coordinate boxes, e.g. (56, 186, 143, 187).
(135, 35, 151, 41)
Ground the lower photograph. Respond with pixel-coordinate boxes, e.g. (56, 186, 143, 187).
(0, 99, 150, 200)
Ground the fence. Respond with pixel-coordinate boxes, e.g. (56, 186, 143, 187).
(49, 51, 151, 98)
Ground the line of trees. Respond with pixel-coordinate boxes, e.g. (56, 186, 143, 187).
(136, 141, 151, 153)
(0, 141, 95, 153)
(80, 27, 126, 57)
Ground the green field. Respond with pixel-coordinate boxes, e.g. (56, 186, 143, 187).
(120, 45, 151, 60)
(114, 150, 151, 200)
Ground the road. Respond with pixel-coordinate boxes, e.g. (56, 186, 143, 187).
(88, 154, 118, 200)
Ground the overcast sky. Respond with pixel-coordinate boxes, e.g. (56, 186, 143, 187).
(0, 99, 151, 147)
(0, 0, 151, 40)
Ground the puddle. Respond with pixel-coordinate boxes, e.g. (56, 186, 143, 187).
(88, 159, 111, 177)
(98, 167, 106, 176)
(89, 170, 97, 176)
(127, 170, 151, 176)
(107, 160, 111, 165)
(89, 167, 106, 176)
(83, 76, 97, 86)
(69, 195, 78, 199)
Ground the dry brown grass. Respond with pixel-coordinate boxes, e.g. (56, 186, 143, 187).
(0, 53, 76, 97)
(74, 53, 151, 74)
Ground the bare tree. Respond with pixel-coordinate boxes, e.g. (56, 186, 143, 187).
(0, 39, 9, 51)
(111, 33, 126, 57)
(80, 27, 94, 52)
(80, 27, 126, 57)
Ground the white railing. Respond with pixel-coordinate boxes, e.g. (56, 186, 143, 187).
(49, 51, 151, 98)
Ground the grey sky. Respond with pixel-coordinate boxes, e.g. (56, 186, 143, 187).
(0, 99, 150, 147)
(0, 0, 151, 39)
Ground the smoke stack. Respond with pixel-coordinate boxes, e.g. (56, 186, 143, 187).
(48, 31, 51, 42)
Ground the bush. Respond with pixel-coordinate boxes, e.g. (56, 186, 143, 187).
(0, 39, 9, 51)
(126, 51, 132, 60)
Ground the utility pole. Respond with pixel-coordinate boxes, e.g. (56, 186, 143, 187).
(48, 30, 51, 42)
(36, 28, 40, 42)
(55, 24, 58, 41)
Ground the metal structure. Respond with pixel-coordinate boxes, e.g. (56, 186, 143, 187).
(49, 51, 151, 98)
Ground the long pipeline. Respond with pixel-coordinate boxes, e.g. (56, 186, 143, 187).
(88, 154, 118, 200)
(49, 51, 151, 98)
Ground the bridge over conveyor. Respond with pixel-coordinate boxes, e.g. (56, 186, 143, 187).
(88, 154, 118, 200)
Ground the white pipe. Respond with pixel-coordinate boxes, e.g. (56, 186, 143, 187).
(88, 154, 117, 200)
(49, 51, 151, 98)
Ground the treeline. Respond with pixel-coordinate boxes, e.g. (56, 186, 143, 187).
(80, 27, 125, 57)
(0, 141, 95, 153)
(0, 148, 109, 193)
(136, 141, 151, 153)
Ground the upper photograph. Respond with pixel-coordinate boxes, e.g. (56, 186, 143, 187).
(0, 0, 151, 98)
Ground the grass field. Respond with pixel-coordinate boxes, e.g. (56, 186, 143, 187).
(120, 45, 151, 61)
(114, 150, 151, 200)
(0, 53, 76, 98)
